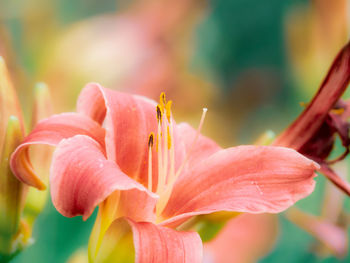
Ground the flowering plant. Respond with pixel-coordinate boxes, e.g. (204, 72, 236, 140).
(9, 82, 319, 262)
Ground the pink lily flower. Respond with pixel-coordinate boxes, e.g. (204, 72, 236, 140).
(10, 84, 318, 262)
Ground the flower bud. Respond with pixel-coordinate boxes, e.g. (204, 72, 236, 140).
(0, 57, 24, 152)
(0, 116, 26, 256)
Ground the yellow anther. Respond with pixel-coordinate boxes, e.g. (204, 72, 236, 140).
(165, 100, 172, 122)
(148, 132, 154, 148)
(167, 126, 171, 149)
(158, 92, 166, 114)
(156, 105, 162, 122)
(160, 92, 166, 106)
(331, 108, 345, 115)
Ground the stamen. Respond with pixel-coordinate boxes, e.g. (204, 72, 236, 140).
(148, 133, 154, 191)
(166, 101, 172, 122)
(159, 108, 168, 194)
(156, 108, 208, 216)
(156, 116, 163, 194)
(168, 116, 175, 184)
(160, 92, 166, 110)
(156, 105, 162, 123)
(148, 132, 154, 148)
(197, 108, 208, 135)
(167, 126, 171, 149)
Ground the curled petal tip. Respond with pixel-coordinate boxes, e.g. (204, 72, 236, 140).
(10, 112, 106, 191)
(10, 146, 47, 190)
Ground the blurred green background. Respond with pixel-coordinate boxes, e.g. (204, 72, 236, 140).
(0, 0, 349, 262)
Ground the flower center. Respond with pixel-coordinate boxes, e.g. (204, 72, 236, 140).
(147, 93, 207, 218)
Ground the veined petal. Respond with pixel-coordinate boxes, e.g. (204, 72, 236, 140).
(128, 219, 202, 263)
(50, 135, 157, 220)
(161, 146, 318, 227)
(274, 41, 350, 149)
(118, 190, 158, 222)
(91, 217, 202, 263)
(10, 113, 105, 190)
(77, 83, 185, 186)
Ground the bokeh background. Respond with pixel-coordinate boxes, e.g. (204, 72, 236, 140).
(1, 0, 350, 262)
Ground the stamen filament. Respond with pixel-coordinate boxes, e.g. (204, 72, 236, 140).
(148, 147, 153, 191)
(167, 117, 175, 184)
(156, 108, 208, 216)
(148, 133, 154, 191)
(162, 110, 168, 191)
(156, 117, 163, 194)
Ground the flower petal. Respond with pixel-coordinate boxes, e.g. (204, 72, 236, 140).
(91, 217, 203, 263)
(88, 190, 158, 261)
(128, 219, 203, 263)
(161, 146, 318, 227)
(76, 83, 107, 125)
(274, 41, 350, 150)
(77, 83, 185, 188)
(10, 113, 106, 190)
(204, 214, 278, 263)
(50, 135, 157, 220)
